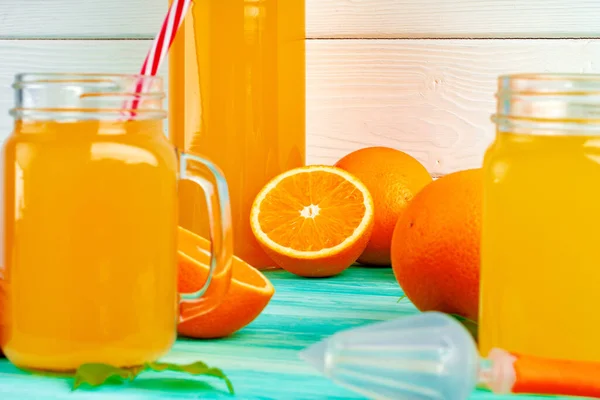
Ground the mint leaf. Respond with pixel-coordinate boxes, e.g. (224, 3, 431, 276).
(71, 361, 234, 395)
(73, 364, 141, 390)
(147, 361, 235, 395)
(19, 368, 74, 379)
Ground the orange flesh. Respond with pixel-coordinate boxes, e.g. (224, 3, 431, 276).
(177, 227, 274, 339)
(257, 171, 368, 251)
(177, 227, 270, 291)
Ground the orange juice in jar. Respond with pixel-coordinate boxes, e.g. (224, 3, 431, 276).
(0, 74, 233, 371)
(169, 0, 306, 269)
(480, 73, 600, 362)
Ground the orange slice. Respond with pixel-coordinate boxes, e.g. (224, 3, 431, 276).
(177, 226, 275, 339)
(250, 165, 375, 277)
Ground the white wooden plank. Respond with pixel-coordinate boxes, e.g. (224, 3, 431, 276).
(0, 0, 167, 39)
(1, 0, 599, 39)
(307, 0, 600, 38)
(1, 39, 600, 176)
(306, 39, 600, 175)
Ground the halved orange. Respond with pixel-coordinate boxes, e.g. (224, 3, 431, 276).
(250, 165, 375, 277)
(177, 226, 275, 339)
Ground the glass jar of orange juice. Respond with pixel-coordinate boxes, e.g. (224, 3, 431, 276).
(169, 0, 306, 269)
(480, 73, 600, 362)
(0, 73, 233, 371)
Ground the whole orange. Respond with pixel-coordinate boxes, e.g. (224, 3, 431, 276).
(391, 168, 482, 321)
(335, 147, 432, 265)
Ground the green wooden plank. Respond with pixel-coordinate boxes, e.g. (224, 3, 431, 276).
(0, 268, 555, 399)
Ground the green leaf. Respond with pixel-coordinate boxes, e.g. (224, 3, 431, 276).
(396, 295, 407, 303)
(73, 364, 141, 390)
(71, 360, 235, 395)
(449, 313, 479, 342)
(146, 361, 235, 395)
(19, 368, 74, 379)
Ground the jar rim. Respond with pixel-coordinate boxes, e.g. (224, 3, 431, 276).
(498, 73, 600, 95)
(13, 73, 164, 94)
(11, 72, 166, 121)
(499, 73, 600, 81)
(14, 72, 162, 84)
(493, 73, 600, 134)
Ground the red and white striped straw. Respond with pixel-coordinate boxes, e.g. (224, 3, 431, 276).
(126, 0, 193, 114)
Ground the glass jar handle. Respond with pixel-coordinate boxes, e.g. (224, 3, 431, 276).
(178, 151, 233, 323)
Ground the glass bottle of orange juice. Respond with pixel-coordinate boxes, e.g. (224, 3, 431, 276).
(480, 73, 600, 362)
(169, 0, 306, 269)
(0, 73, 233, 371)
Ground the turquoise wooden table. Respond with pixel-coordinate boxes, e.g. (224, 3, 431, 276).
(0, 268, 552, 399)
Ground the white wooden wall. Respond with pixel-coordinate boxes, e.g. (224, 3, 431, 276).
(1, 0, 599, 176)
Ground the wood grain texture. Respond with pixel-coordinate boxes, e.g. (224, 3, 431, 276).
(1, 0, 599, 39)
(306, 39, 600, 175)
(1, 39, 600, 175)
(0, 268, 545, 399)
(307, 0, 600, 39)
(0, 0, 167, 39)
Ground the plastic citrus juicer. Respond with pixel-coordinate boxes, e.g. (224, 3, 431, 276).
(300, 312, 600, 400)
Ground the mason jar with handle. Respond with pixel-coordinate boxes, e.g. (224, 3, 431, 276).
(0, 73, 233, 371)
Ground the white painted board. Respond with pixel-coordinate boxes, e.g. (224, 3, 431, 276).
(0, 0, 167, 39)
(1, 39, 600, 176)
(307, 0, 600, 38)
(1, 0, 599, 39)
